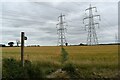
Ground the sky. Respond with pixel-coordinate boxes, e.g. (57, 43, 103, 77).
(0, 0, 119, 46)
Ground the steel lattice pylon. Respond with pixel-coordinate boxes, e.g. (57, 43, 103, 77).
(83, 4, 101, 45)
(56, 13, 67, 46)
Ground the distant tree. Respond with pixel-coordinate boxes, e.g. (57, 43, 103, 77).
(80, 43, 84, 46)
(8, 42, 14, 47)
(2, 44, 6, 47)
(0, 44, 6, 47)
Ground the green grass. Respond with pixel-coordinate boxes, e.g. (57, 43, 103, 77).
(2, 45, 119, 78)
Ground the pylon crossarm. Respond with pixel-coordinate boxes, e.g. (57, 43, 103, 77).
(92, 23, 99, 25)
(85, 24, 89, 27)
(83, 16, 89, 20)
(83, 17, 89, 24)
(85, 7, 96, 11)
(56, 23, 60, 25)
(93, 15, 100, 18)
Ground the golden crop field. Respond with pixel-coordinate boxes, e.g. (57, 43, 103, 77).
(2, 45, 119, 78)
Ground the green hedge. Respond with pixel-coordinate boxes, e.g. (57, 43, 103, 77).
(2, 58, 45, 80)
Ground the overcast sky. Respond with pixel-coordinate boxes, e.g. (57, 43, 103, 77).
(0, 0, 119, 46)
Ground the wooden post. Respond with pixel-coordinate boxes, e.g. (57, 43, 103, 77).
(21, 32, 24, 67)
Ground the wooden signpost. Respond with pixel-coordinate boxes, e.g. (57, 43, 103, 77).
(21, 32, 27, 67)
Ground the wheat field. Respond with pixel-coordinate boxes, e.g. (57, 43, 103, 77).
(2, 45, 118, 78)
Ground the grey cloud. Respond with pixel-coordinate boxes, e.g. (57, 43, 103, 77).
(1, 2, 118, 45)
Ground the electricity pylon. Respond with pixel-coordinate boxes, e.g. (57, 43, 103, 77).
(56, 13, 67, 46)
(83, 4, 101, 45)
(115, 33, 118, 43)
